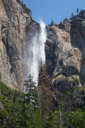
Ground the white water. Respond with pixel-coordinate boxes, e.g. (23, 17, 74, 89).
(23, 20, 47, 86)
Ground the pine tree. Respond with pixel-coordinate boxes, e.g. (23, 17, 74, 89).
(77, 8, 79, 14)
(24, 75, 40, 109)
(45, 111, 59, 128)
(23, 75, 43, 128)
(71, 13, 74, 18)
(50, 21, 55, 26)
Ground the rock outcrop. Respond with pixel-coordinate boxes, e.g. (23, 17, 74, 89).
(0, 0, 85, 112)
(0, 0, 31, 90)
(43, 11, 85, 111)
(46, 11, 85, 88)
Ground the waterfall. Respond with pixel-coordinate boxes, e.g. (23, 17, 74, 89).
(23, 20, 47, 86)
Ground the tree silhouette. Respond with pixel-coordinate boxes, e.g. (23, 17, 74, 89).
(77, 8, 79, 14)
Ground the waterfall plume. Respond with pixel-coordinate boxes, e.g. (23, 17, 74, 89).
(23, 20, 47, 86)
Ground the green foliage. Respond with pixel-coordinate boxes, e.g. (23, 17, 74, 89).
(62, 110, 85, 128)
(49, 20, 55, 26)
(16, 0, 32, 16)
(73, 78, 80, 86)
(63, 18, 69, 22)
(44, 111, 59, 128)
(0, 81, 13, 97)
(0, 80, 43, 128)
(24, 75, 40, 109)
(66, 91, 72, 96)
(77, 8, 79, 14)
(0, 78, 85, 128)
(10, 67, 14, 73)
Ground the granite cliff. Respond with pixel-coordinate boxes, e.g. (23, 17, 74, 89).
(0, 0, 85, 112)
(0, 0, 31, 90)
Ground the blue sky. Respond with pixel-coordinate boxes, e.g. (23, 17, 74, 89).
(22, 0, 85, 25)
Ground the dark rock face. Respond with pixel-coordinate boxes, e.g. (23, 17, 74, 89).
(41, 15, 85, 111)
(46, 27, 57, 77)
(38, 12, 85, 112)
(45, 16, 85, 86)
(70, 18, 85, 84)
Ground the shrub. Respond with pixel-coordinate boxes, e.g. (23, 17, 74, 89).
(66, 91, 72, 96)
(10, 67, 14, 73)
(73, 78, 80, 86)
(62, 110, 85, 128)
(63, 18, 69, 22)
(49, 21, 55, 26)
